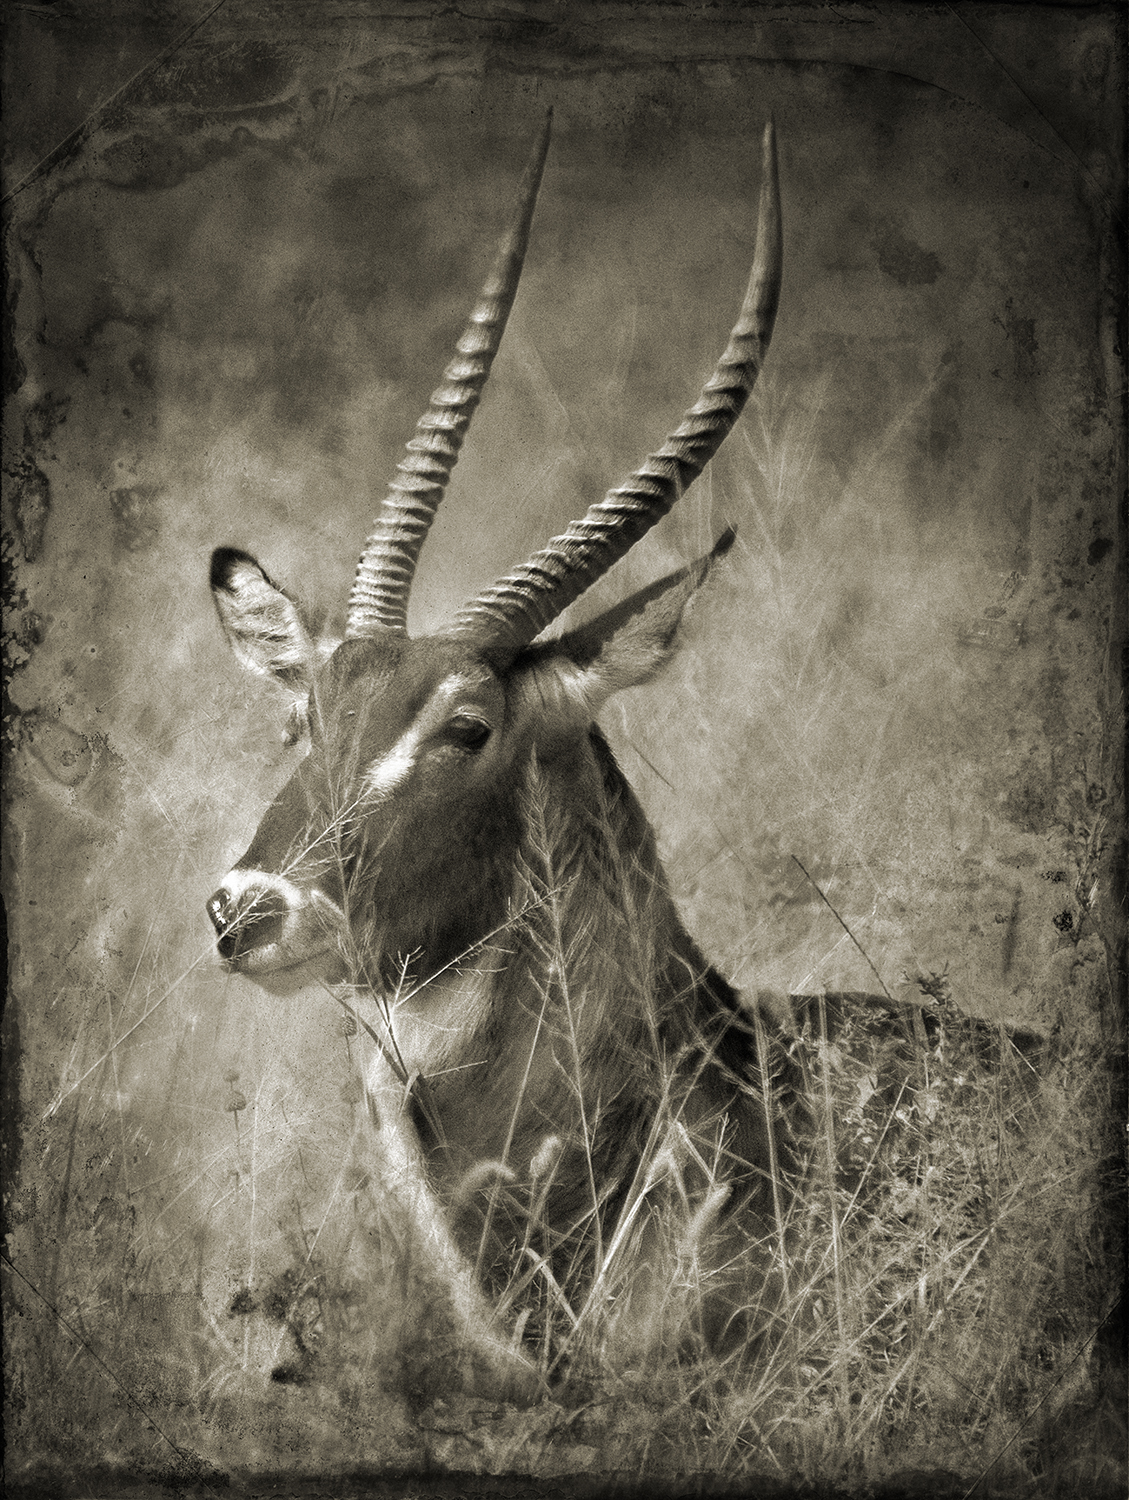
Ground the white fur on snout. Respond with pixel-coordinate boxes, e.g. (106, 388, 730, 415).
(214, 869, 346, 984)
(220, 868, 306, 908)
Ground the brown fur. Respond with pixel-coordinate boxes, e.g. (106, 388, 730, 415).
(209, 551, 791, 1373)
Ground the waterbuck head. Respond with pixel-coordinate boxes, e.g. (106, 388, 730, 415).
(207, 115, 782, 1010)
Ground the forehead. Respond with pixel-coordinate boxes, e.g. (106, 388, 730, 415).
(317, 635, 499, 733)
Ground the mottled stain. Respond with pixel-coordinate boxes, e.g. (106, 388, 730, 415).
(915, 354, 962, 470)
(993, 297, 1039, 381)
(142, 40, 294, 112)
(128, 351, 154, 389)
(110, 484, 163, 554)
(99, 133, 196, 193)
(27, 719, 94, 787)
(97, 129, 253, 194)
(7, 610, 44, 670)
(81, 735, 126, 825)
(229, 1287, 256, 1316)
(1001, 887, 1022, 975)
(24, 393, 69, 448)
(1001, 764, 1056, 836)
(958, 615, 1023, 652)
(872, 223, 942, 286)
(1087, 536, 1112, 565)
(13, 458, 50, 562)
(6, 1183, 37, 1226)
(23, 715, 125, 824)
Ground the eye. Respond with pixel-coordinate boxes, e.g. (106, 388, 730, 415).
(446, 715, 492, 752)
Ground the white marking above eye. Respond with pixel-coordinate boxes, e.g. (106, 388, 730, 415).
(361, 731, 420, 800)
(358, 671, 494, 802)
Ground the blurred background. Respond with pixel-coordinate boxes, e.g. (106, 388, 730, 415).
(3, 0, 1123, 1481)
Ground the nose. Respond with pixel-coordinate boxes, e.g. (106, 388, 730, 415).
(207, 884, 288, 961)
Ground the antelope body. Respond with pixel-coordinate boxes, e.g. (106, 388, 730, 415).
(208, 116, 786, 1379)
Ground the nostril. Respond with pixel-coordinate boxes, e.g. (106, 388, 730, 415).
(206, 889, 234, 936)
(209, 886, 289, 961)
(218, 930, 241, 961)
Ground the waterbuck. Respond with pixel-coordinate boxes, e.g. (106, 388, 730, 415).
(207, 115, 787, 1388)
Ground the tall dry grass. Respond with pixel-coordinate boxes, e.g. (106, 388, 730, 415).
(8, 807, 1123, 1494)
(7, 390, 1123, 1495)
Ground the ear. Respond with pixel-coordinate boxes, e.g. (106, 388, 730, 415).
(548, 528, 735, 716)
(210, 547, 317, 693)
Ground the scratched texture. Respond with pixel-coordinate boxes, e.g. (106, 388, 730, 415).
(3, 2, 1124, 1494)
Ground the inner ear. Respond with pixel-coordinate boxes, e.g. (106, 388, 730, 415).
(544, 531, 734, 717)
(210, 547, 317, 691)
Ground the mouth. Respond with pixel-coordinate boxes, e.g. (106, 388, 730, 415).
(211, 886, 350, 991)
(220, 945, 345, 993)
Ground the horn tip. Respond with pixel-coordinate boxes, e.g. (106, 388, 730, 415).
(712, 525, 738, 561)
(532, 107, 553, 164)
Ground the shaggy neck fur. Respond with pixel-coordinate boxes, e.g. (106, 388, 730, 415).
(386, 726, 774, 1305)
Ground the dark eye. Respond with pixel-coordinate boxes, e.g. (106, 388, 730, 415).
(446, 715, 492, 752)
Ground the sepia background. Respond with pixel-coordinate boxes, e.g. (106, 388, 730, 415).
(4, 1, 1124, 1491)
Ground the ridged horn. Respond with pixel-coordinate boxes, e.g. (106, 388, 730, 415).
(345, 111, 553, 639)
(449, 119, 782, 658)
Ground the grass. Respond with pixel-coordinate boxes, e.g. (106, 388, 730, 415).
(6, 388, 1124, 1497)
(7, 846, 1124, 1496)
